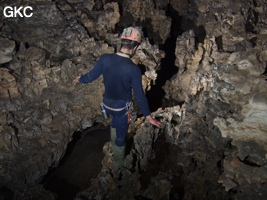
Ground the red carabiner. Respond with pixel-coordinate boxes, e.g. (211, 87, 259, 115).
(127, 109, 131, 123)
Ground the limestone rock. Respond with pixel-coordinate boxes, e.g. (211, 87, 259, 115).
(0, 68, 21, 99)
(0, 37, 15, 64)
(81, 2, 120, 39)
(119, 0, 172, 44)
(133, 38, 165, 91)
(14, 183, 56, 200)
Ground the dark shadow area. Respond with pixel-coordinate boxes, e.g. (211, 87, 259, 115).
(139, 132, 170, 191)
(138, 132, 185, 200)
(146, 5, 182, 112)
(262, 63, 267, 76)
(41, 123, 110, 200)
(215, 36, 223, 51)
(0, 187, 14, 200)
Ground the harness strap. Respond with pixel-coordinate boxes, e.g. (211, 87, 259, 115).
(102, 102, 126, 112)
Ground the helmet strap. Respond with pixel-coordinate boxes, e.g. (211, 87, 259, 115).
(118, 51, 131, 57)
(131, 44, 139, 57)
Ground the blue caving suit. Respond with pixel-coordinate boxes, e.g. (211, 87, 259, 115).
(79, 53, 151, 147)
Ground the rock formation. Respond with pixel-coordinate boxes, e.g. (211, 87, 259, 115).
(0, 0, 266, 199)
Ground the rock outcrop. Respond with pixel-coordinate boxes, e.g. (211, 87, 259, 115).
(0, 0, 267, 199)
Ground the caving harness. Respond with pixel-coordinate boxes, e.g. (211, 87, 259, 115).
(126, 102, 136, 123)
(98, 27, 141, 124)
(100, 101, 136, 123)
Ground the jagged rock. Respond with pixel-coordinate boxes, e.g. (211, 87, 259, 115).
(80, 2, 120, 39)
(83, 0, 95, 12)
(133, 38, 165, 91)
(0, 38, 15, 64)
(132, 119, 161, 170)
(67, 0, 84, 3)
(119, 0, 172, 44)
(142, 172, 172, 200)
(214, 82, 267, 192)
(0, 68, 21, 99)
(13, 183, 56, 200)
(164, 31, 216, 103)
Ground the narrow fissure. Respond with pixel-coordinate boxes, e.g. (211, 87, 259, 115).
(146, 5, 182, 111)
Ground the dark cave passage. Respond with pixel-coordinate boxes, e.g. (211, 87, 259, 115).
(146, 5, 182, 112)
(41, 124, 110, 200)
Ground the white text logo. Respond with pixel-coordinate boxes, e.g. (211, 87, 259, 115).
(3, 6, 33, 18)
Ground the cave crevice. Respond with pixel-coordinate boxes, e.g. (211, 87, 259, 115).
(146, 4, 182, 112)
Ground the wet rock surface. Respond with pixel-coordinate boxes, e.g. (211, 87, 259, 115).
(0, 0, 267, 199)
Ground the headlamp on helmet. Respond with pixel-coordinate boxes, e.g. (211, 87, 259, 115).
(120, 27, 142, 45)
(122, 28, 132, 38)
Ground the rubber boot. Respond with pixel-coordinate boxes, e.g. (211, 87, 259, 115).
(110, 127, 133, 169)
(112, 144, 125, 168)
(110, 127, 124, 168)
(110, 126, 116, 146)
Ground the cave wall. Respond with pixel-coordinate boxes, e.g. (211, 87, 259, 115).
(0, 0, 267, 199)
(162, 0, 267, 198)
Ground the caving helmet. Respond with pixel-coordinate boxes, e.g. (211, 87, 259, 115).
(120, 26, 142, 49)
(121, 27, 142, 44)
